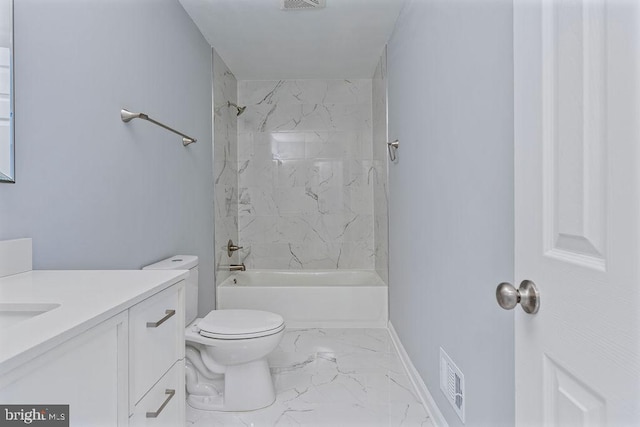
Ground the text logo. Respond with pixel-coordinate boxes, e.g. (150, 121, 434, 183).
(0, 405, 68, 426)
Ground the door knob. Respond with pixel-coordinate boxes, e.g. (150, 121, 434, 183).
(496, 280, 540, 314)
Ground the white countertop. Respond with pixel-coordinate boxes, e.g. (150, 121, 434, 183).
(0, 269, 188, 376)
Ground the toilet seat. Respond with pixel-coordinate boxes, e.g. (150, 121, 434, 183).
(197, 309, 285, 340)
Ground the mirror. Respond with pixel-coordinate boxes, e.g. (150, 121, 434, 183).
(0, 0, 13, 182)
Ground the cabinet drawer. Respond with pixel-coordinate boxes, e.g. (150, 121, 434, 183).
(129, 282, 184, 407)
(129, 360, 185, 427)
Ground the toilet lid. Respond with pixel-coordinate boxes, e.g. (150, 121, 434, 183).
(198, 309, 285, 340)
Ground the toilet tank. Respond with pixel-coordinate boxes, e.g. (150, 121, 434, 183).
(143, 255, 199, 324)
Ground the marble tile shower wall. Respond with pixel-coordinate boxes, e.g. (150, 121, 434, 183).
(372, 52, 389, 285)
(213, 50, 238, 284)
(237, 80, 374, 270)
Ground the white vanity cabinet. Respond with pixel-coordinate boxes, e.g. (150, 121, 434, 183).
(0, 311, 130, 426)
(0, 277, 186, 427)
(128, 283, 185, 426)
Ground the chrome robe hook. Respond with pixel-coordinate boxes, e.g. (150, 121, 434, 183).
(387, 140, 399, 161)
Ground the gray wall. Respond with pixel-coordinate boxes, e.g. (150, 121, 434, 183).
(387, 1, 514, 426)
(0, 0, 216, 315)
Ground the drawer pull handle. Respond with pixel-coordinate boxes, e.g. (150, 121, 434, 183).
(146, 389, 175, 418)
(146, 309, 176, 328)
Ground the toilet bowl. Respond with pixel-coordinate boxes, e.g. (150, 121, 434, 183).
(185, 310, 284, 411)
(143, 256, 285, 412)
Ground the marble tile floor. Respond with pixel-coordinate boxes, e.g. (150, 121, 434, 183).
(186, 328, 434, 427)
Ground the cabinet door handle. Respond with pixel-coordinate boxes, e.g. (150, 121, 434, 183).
(146, 389, 175, 418)
(146, 309, 176, 328)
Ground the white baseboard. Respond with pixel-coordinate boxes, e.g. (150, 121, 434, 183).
(388, 321, 449, 427)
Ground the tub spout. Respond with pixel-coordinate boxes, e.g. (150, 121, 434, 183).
(229, 263, 246, 272)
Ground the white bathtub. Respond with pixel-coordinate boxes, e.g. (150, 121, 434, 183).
(216, 270, 388, 328)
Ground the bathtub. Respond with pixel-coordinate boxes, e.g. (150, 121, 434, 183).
(216, 270, 388, 328)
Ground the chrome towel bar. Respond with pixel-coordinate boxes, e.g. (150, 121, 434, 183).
(121, 109, 197, 146)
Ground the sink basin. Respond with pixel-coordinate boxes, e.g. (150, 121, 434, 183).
(0, 303, 61, 330)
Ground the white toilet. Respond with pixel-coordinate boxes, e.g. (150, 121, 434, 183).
(143, 256, 285, 412)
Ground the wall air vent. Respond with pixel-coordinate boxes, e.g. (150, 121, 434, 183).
(440, 347, 466, 423)
(281, 0, 326, 10)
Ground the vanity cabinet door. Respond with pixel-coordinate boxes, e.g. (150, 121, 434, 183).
(0, 312, 129, 427)
(129, 360, 185, 427)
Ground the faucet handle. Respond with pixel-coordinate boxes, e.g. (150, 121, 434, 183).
(227, 239, 243, 257)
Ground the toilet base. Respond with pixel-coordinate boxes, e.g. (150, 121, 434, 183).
(187, 357, 276, 412)
(187, 393, 224, 411)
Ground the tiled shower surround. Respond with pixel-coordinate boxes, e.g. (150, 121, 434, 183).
(237, 80, 375, 270)
(372, 51, 389, 285)
(213, 50, 239, 283)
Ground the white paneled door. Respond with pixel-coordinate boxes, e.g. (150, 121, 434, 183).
(513, 0, 640, 425)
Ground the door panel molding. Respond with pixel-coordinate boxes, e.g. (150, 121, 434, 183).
(541, 0, 607, 272)
(544, 355, 606, 426)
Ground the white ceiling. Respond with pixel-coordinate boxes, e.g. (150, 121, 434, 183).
(178, 0, 405, 80)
